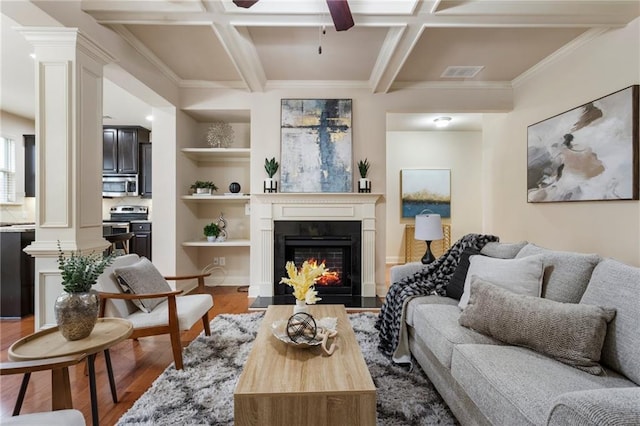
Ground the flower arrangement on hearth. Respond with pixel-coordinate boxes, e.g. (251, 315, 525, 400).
(280, 260, 325, 304)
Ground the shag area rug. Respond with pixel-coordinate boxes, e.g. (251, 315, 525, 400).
(117, 312, 457, 425)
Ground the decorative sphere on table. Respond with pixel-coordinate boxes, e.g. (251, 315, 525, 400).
(286, 312, 317, 343)
(229, 182, 241, 193)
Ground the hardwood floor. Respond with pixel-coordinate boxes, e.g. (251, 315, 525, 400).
(0, 286, 251, 426)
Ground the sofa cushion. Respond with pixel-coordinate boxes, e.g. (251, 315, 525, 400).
(405, 295, 458, 327)
(445, 248, 480, 300)
(516, 243, 600, 303)
(95, 254, 140, 318)
(451, 344, 635, 426)
(411, 304, 501, 369)
(114, 257, 173, 313)
(458, 254, 544, 309)
(459, 279, 616, 375)
(125, 294, 213, 330)
(580, 258, 640, 385)
(547, 388, 640, 426)
(480, 241, 527, 259)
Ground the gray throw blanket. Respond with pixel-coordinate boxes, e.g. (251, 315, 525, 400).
(376, 233, 499, 363)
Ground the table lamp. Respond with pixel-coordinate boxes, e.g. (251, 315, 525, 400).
(414, 213, 444, 264)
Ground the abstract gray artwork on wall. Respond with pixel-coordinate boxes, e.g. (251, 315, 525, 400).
(527, 85, 639, 202)
(280, 99, 352, 193)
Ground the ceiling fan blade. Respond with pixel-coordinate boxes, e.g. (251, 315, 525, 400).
(233, 0, 259, 8)
(326, 0, 354, 31)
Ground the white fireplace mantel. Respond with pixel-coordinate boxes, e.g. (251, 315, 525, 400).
(250, 193, 382, 298)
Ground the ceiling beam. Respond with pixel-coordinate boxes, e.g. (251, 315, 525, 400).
(370, 23, 424, 94)
(211, 24, 266, 92)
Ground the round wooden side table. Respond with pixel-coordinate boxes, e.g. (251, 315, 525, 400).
(9, 317, 133, 426)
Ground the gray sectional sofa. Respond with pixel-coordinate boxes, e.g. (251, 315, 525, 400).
(390, 242, 640, 425)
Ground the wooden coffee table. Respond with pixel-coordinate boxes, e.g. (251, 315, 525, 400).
(234, 304, 376, 426)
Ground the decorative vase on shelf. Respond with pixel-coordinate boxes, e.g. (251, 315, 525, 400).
(207, 236, 216, 242)
(294, 299, 308, 315)
(264, 178, 277, 193)
(54, 290, 100, 341)
(358, 178, 371, 193)
(229, 182, 241, 194)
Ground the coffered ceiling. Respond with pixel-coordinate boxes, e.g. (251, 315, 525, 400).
(1, 1, 639, 126)
(80, 0, 638, 93)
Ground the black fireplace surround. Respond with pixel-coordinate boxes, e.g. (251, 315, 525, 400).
(249, 220, 382, 309)
(273, 220, 361, 297)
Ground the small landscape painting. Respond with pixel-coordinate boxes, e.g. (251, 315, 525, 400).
(280, 99, 352, 193)
(401, 169, 451, 218)
(527, 85, 639, 202)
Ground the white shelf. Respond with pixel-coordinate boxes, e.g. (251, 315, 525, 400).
(182, 239, 250, 247)
(181, 194, 250, 202)
(181, 148, 250, 162)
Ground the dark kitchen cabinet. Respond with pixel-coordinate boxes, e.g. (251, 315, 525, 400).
(139, 142, 152, 198)
(103, 126, 150, 174)
(130, 222, 152, 260)
(24, 134, 36, 197)
(0, 231, 35, 317)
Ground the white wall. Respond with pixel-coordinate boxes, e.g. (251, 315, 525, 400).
(0, 111, 35, 223)
(386, 131, 483, 263)
(179, 87, 511, 291)
(483, 18, 640, 266)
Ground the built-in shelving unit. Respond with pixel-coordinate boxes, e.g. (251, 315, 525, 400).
(179, 116, 252, 286)
(181, 147, 250, 161)
(181, 195, 250, 202)
(181, 239, 251, 247)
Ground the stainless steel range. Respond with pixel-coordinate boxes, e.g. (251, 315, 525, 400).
(103, 205, 152, 259)
(108, 205, 149, 222)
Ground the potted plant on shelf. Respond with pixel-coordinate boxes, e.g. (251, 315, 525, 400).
(55, 243, 115, 341)
(264, 157, 279, 193)
(357, 158, 371, 193)
(190, 180, 218, 196)
(204, 222, 221, 242)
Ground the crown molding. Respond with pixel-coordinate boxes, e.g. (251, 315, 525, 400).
(391, 80, 513, 90)
(512, 27, 610, 88)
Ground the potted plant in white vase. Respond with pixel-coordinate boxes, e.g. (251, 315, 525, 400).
(190, 180, 218, 196)
(357, 158, 371, 193)
(204, 222, 220, 242)
(264, 157, 279, 193)
(55, 244, 115, 341)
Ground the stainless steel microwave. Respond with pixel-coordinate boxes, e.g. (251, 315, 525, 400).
(102, 174, 138, 197)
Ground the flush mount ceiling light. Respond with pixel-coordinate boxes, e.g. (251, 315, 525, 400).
(434, 117, 452, 128)
(145, 115, 154, 122)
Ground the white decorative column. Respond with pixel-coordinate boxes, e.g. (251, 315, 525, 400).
(20, 28, 114, 330)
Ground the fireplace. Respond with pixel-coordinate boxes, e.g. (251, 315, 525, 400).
(249, 193, 382, 309)
(273, 221, 361, 297)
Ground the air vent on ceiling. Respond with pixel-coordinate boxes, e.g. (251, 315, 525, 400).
(441, 66, 484, 79)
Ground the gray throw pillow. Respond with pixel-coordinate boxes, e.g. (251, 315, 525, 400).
(114, 257, 172, 313)
(459, 279, 616, 375)
(580, 259, 640, 385)
(515, 243, 600, 303)
(480, 241, 528, 259)
(458, 254, 544, 309)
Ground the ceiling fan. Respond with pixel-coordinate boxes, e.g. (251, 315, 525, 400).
(232, 0, 355, 31)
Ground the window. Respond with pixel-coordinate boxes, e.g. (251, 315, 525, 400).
(0, 137, 16, 203)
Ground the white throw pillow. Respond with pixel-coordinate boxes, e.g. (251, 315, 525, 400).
(458, 254, 545, 309)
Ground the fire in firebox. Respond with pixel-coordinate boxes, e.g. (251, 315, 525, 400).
(307, 258, 342, 286)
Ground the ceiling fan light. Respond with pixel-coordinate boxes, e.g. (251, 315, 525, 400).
(434, 117, 452, 128)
